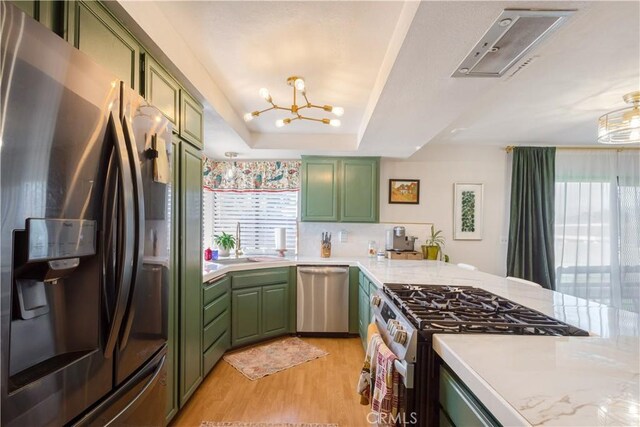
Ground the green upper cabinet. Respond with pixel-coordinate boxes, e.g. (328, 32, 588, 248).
(9, 1, 61, 33)
(73, 1, 140, 90)
(301, 156, 379, 223)
(301, 158, 340, 222)
(341, 158, 379, 223)
(180, 90, 204, 149)
(142, 54, 180, 128)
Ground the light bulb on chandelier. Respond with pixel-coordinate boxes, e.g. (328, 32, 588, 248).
(244, 76, 344, 128)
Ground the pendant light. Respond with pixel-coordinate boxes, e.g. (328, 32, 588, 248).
(598, 91, 640, 144)
(224, 152, 238, 179)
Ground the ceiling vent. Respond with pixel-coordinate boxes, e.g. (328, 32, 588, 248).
(452, 9, 575, 78)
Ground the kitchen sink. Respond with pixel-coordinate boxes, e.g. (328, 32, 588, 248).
(213, 256, 282, 265)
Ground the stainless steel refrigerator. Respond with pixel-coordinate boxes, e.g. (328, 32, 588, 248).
(1, 4, 172, 426)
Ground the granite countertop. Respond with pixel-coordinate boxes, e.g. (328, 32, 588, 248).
(202, 256, 640, 426)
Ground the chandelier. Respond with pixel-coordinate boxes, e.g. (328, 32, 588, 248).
(598, 91, 640, 144)
(243, 76, 343, 128)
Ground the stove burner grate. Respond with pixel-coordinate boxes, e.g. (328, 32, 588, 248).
(383, 283, 589, 337)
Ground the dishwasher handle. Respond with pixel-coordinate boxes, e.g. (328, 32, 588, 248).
(298, 266, 349, 275)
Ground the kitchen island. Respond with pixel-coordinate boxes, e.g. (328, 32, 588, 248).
(203, 257, 639, 426)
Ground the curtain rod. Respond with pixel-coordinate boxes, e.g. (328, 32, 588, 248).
(505, 145, 640, 153)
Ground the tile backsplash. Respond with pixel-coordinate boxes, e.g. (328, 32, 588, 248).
(298, 222, 433, 257)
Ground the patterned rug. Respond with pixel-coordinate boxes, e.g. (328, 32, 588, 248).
(223, 337, 328, 380)
(201, 423, 338, 427)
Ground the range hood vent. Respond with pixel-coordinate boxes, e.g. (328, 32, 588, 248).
(452, 9, 575, 78)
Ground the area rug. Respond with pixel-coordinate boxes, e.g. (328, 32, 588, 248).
(223, 337, 328, 380)
(201, 423, 337, 427)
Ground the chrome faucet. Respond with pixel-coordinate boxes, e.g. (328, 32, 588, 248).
(235, 222, 242, 257)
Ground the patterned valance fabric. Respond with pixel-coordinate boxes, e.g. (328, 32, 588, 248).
(203, 158, 301, 191)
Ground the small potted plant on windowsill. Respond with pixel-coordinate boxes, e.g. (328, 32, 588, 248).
(214, 232, 236, 257)
(422, 225, 446, 261)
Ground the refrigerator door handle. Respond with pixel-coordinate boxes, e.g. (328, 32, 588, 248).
(118, 114, 145, 350)
(104, 110, 136, 359)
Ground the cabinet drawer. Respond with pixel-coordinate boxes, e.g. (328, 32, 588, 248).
(439, 367, 499, 427)
(203, 330, 229, 376)
(203, 310, 229, 351)
(232, 268, 289, 289)
(204, 293, 230, 326)
(204, 276, 229, 305)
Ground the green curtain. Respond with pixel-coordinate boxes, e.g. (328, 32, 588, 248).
(507, 147, 556, 289)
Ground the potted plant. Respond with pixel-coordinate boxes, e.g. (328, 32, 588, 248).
(422, 225, 445, 261)
(214, 231, 236, 257)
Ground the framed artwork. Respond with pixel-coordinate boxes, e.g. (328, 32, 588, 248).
(453, 183, 483, 240)
(389, 179, 420, 204)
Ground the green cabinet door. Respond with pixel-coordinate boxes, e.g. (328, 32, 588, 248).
(358, 283, 370, 348)
(232, 287, 262, 347)
(9, 1, 60, 32)
(165, 136, 180, 423)
(179, 142, 203, 407)
(348, 267, 360, 334)
(301, 157, 339, 221)
(180, 90, 204, 149)
(143, 54, 180, 128)
(262, 283, 288, 338)
(341, 158, 379, 223)
(74, 1, 140, 90)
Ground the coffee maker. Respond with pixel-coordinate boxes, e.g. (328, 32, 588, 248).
(385, 226, 417, 252)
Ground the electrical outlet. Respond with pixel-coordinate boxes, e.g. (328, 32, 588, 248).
(339, 230, 348, 243)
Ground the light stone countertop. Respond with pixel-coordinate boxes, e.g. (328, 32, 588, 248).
(202, 256, 640, 426)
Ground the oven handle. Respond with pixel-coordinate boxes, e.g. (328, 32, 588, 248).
(394, 359, 414, 389)
(372, 317, 415, 389)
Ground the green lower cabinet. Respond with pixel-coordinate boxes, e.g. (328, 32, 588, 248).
(439, 366, 500, 427)
(348, 267, 360, 334)
(358, 283, 370, 348)
(232, 287, 262, 347)
(230, 268, 292, 348)
(262, 284, 289, 338)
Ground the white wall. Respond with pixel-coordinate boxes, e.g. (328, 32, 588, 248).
(381, 144, 511, 275)
(298, 143, 511, 275)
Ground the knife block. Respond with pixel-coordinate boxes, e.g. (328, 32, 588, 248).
(321, 242, 331, 258)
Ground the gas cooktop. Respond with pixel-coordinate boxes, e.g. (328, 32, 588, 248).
(383, 283, 589, 337)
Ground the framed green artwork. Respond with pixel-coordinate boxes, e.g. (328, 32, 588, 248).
(454, 183, 483, 240)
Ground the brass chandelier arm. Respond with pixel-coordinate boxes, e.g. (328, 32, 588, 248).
(298, 115, 330, 123)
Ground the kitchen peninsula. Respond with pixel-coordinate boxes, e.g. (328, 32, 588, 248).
(204, 257, 639, 426)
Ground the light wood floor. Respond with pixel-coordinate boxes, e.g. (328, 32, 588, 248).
(171, 337, 371, 427)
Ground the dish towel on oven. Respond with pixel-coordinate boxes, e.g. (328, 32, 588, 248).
(357, 331, 381, 406)
(371, 341, 400, 424)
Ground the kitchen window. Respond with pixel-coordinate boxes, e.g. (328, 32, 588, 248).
(203, 190, 298, 252)
(202, 159, 301, 253)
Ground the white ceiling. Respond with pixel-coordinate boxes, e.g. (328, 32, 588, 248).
(153, 1, 640, 159)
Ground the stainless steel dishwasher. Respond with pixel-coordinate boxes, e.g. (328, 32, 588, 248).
(297, 265, 350, 333)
